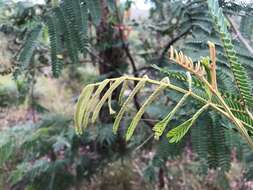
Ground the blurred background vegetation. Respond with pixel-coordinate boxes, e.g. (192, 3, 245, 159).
(0, 0, 253, 189)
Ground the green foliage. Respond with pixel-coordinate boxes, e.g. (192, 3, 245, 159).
(167, 119, 193, 143)
(208, 112, 231, 172)
(154, 65, 251, 172)
(192, 112, 232, 172)
(148, 3, 253, 170)
(150, 0, 253, 102)
(74, 84, 95, 133)
(153, 92, 190, 140)
(2, 0, 253, 187)
(74, 7, 253, 172)
(0, 137, 15, 167)
(167, 103, 209, 143)
(16, 0, 102, 77)
(74, 72, 252, 146)
(191, 117, 209, 172)
(183, 37, 253, 94)
(149, 0, 212, 37)
(45, 15, 62, 77)
(207, 0, 253, 107)
(16, 24, 43, 71)
(154, 65, 253, 132)
(113, 79, 146, 134)
(74, 76, 179, 139)
(47, 0, 101, 69)
(153, 65, 204, 88)
(148, 0, 253, 177)
(0, 113, 127, 189)
(155, 136, 186, 160)
(126, 82, 167, 141)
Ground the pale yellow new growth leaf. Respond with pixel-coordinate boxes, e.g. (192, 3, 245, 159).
(126, 80, 168, 141)
(118, 80, 128, 105)
(113, 78, 147, 134)
(74, 84, 95, 134)
(80, 79, 110, 131)
(108, 81, 116, 115)
(92, 77, 125, 123)
(92, 79, 111, 106)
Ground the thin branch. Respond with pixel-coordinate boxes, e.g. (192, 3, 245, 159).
(91, 76, 230, 119)
(134, 134, 154, 152)
(113, 1, 154, 127)
(133, 66, 154, 74)
(226, 16, 253, 55)
(159, 27, 192, 62)
(113, 1, 138, 76)
(86, 47, 104, 64)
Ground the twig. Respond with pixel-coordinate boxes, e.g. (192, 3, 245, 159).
(134, 134, 154, 152)
(158, 0, 201, 63)
(159, 27, 192, 62)
(113, 1, 137, 76)
(113, 1, 155, 127)
(86, 48, 104, 65)
(132, 66, 154, 74)
(226, 16, 253, 55)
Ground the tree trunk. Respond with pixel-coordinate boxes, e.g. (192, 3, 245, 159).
(96, 0, 128, 123)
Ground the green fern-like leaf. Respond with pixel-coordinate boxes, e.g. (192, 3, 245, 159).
(80, 79, 111, 131)
(45, 15, 63, 77)
(207, 0, 253, 107)
(211, 93, 253, 130)
(152, 65, 204, 88)
(118, 80, 128, 105)
(126, 83, 167, 141)
(79, 0, 89, 54)
(53, 7, 78, 64)
(63, 0, 88, 53)
(113, 79, 147, 134)
(153, 93, 190, 140)
(191, 118, 209, 173)
(61, 1, 81, 62)
(75, 77, 173, 138)
(224, 96, 253, 129)
(167, 119, 193, 143)
(208, 112, 231, 171)
(17, 24, 43, 69)
(167, 104, 210, 143)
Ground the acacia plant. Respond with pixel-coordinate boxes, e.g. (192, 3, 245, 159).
(74, 0, 253, 150)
